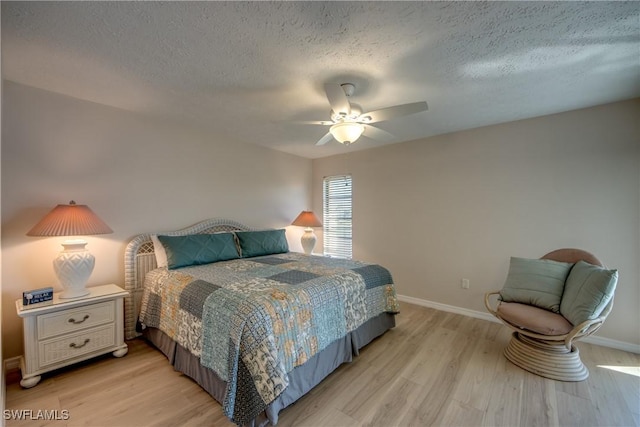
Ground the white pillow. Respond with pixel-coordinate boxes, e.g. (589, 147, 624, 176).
(150, 234, 168, 268)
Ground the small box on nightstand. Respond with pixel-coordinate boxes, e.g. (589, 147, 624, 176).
(22, 287, 54, 307)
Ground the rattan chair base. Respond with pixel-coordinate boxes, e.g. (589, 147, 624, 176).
(504, 332, 589, 381)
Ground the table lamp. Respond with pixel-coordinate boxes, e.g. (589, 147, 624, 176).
(291, 210, 322, 255)
(27, 201, 113, 298)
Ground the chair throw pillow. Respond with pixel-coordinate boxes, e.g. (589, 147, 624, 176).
(560, 260, 617, 326)
(235, 229, 289, 258)
(499, 257, 573, 313)
(157, 233, 240, 269)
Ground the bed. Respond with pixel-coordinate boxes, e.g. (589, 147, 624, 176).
(124, 218, 398, 426)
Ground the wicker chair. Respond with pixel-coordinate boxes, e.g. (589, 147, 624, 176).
(484, 249, 614, 381)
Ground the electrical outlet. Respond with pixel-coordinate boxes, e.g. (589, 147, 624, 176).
(461, 278, 470, 289)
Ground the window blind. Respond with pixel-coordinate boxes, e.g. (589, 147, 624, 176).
(323, 175, 352, 259)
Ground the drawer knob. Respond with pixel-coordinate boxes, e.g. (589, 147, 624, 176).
(68, 314, 90, 324)
(69, 339, 90, 349)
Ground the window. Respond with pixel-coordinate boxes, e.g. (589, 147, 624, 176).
(323, 175, 352, 259)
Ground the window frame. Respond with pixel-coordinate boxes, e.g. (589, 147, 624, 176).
(322, 174, 353, 259)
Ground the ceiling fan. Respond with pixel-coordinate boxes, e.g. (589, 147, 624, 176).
(305, 83, 428, 146)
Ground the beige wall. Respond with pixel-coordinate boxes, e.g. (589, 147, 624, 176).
(0, 51, 4, 425)
(313, 99, 640, 346)
(1, 81, 312, 359)
(2, 80, 637, 360)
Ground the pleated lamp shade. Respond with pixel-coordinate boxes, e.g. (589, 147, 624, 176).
(291, 211, 322, 228)
(27, 201, 113, 236)
(27, 201, 112, 299)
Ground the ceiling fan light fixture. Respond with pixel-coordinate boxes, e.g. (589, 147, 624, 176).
(330, 122, 364, 145)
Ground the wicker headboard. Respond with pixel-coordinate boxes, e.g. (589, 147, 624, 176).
(123, 218, 251, 339)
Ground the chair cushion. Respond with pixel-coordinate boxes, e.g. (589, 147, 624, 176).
(497, 301, 574, 335)
(560, 260, 617, 326)
(499, 257, 573, 313)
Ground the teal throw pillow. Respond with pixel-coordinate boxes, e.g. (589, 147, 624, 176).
(560, 260, 617, 326)
(499, 257, 573, 313)
(157, 233, 240, 269)
(236, 229, 289, 258)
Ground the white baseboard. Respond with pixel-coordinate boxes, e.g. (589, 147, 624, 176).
(397, 294, 640, 354)
(585, 335, 640, 354)
(4, 356, 21, 372)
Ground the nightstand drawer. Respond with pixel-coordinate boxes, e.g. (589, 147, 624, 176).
(38, 324, 116, 367)
(37, 301, 115, 340)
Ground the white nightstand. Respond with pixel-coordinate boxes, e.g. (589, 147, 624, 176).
(15, 284, 129, 388)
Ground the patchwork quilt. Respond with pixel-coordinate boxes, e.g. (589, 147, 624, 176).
(138, 252, 398, 424)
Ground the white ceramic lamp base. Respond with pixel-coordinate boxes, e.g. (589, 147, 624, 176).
(53, 239, 94, 299)
(300, 228, 317, 255)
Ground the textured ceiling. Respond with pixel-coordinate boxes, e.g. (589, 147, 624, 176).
(2, 1, 639, 159)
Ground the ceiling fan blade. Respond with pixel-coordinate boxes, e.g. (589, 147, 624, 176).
(315, 132, 335, 146)
(298, 120, 334, 125)
(324, 83, 351, 116)
(361, 101, 428, 123)
(362, 124, 394, 141)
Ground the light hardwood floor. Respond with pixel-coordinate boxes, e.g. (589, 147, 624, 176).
(5, 303, 640, 426)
